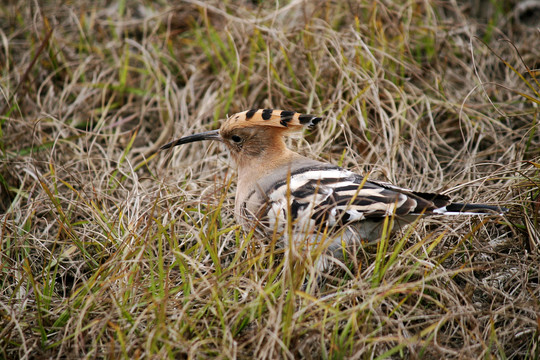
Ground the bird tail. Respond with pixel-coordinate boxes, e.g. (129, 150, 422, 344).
(434, 203, 508, 215)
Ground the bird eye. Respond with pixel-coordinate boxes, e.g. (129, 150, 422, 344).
(231, 135, 243, 143)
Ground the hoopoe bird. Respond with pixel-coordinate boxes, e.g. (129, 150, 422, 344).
(161, 109, 507, 270)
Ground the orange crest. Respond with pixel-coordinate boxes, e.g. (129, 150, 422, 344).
(220, 109, 322, 133)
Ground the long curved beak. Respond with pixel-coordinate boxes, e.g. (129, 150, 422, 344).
(160, 130, 222, 151)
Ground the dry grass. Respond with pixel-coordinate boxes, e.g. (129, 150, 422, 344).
(1, 0, 539, 359)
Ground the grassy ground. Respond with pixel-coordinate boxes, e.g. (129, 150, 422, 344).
(1, 0, 539, 358)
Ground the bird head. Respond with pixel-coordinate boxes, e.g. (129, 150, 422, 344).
(160, 109, 322, 167)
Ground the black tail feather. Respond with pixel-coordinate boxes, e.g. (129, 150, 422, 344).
(446, 203, 508, 214)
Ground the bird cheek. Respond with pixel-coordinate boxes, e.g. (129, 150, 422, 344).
(224, 142, 239, 150)
(225, 143, 243, 157)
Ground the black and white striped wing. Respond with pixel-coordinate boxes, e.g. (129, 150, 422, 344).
(261, 165, 447, 236)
